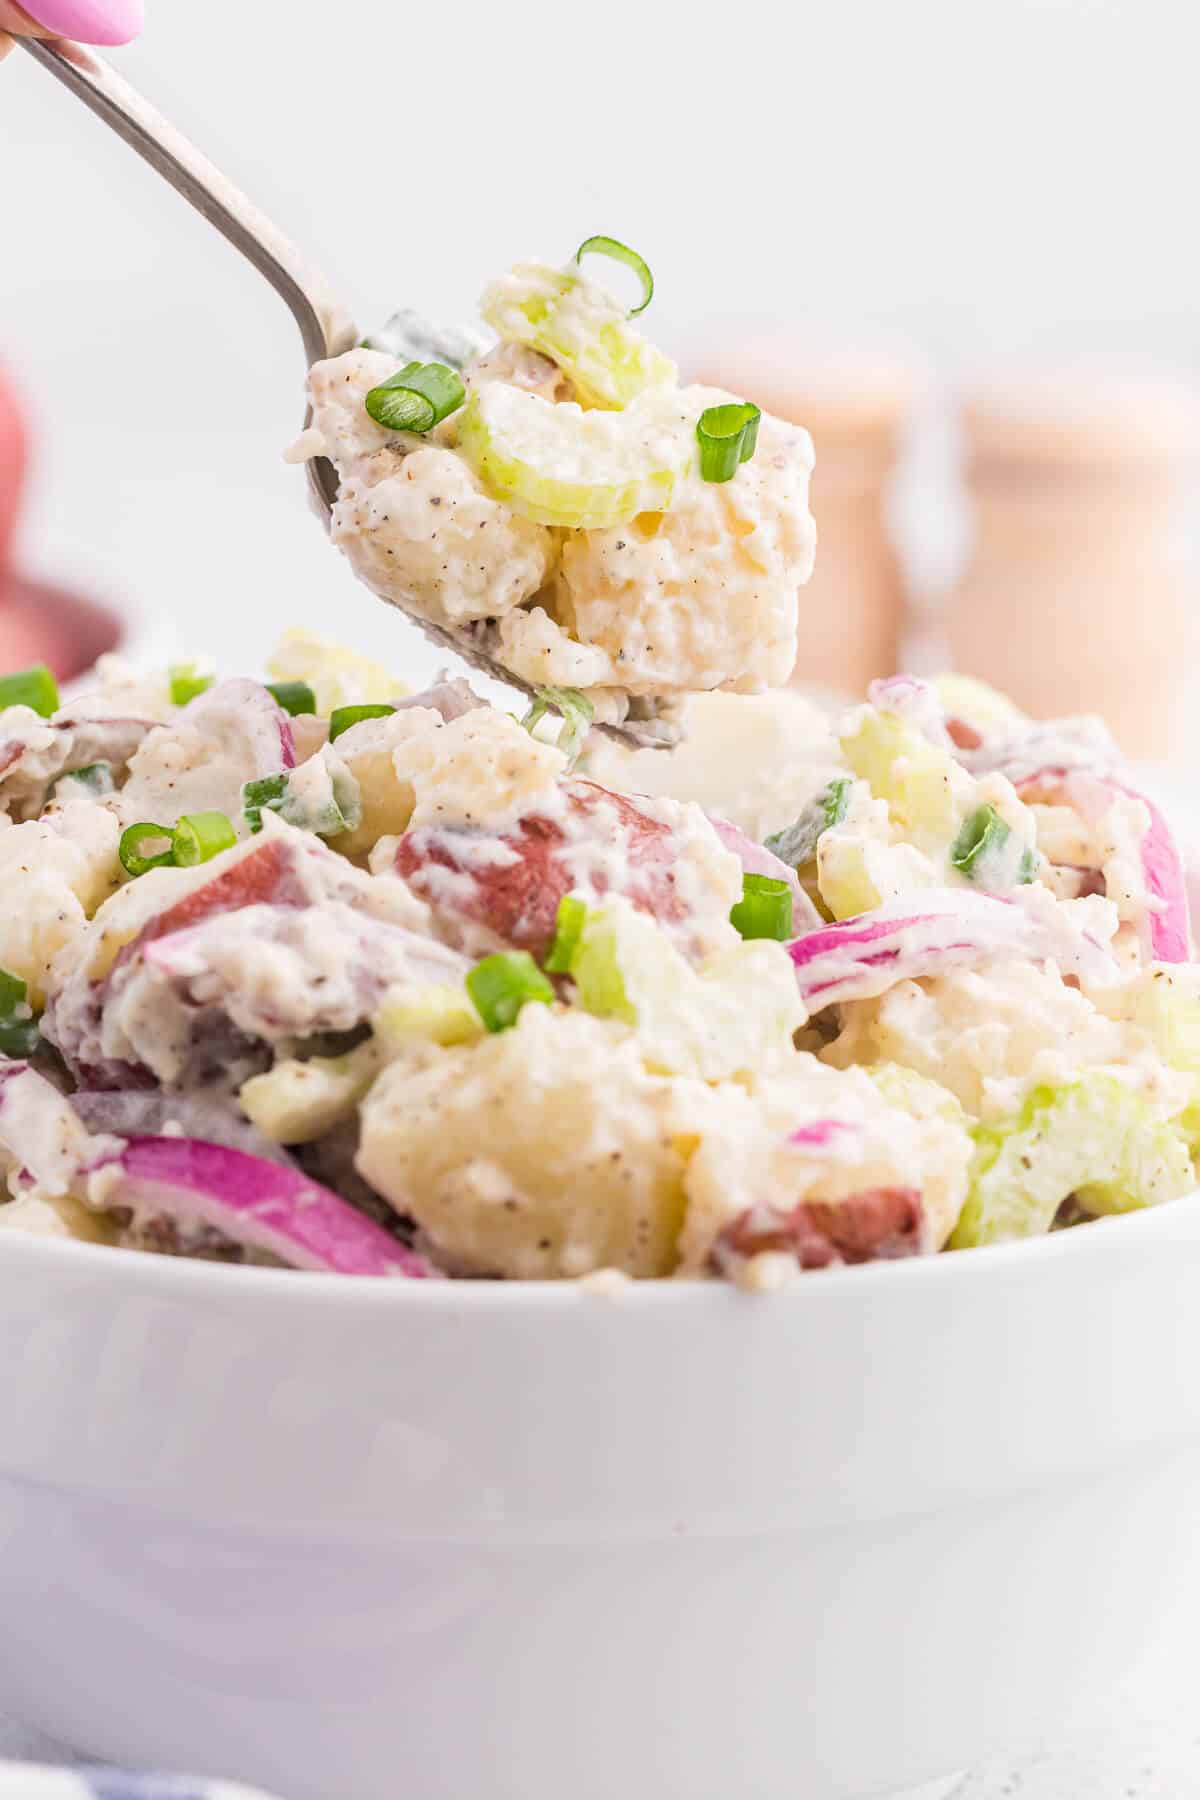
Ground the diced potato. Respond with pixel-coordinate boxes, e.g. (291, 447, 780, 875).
(357, 1006, 689, 1279)
(239, 1041, 382, 1145)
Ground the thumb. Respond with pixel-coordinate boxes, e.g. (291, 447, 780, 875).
(0, 0, 143, 45)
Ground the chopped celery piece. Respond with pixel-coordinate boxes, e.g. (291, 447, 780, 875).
(266, 629, 404, 714)
(1100, 966, 1200, 1148)
(934, 673, 1023, 733)
(816, 835, 885, 921)
(841, 710, 964, 854)
(869, 1061, 968, 1127)
(374, 983, 484, 1051)
(458, 383, 695, 529)
(239, 1042, 381, 1144)
(950, 1073, 1194, 1249)
(569, 899, 804, 1081)
(479, 260, 676, 410)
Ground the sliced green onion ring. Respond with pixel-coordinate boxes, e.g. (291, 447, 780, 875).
(573, 236, 655, 316)
(0, 968, 26, 1016)
(764, 777, 853, 870)
(544, 894, 587, 974)
(168, 664, 214, 707)
(950, 805, 1011, 878)
(0, 664, 59, 718)
(51, 761, 114, 800)
(467, 951, 555, 1034)
(365, 361, 466, 435)
(172, 810, 237, 868)
(119, 822, 176, 879)
(521, 685, 595, 767)
(0, 966, 39, 1059)
(265, 681, 317, 717)
(696, 401, 762, 483)
(730, 872, 793, 942)
(243, 774, 289, 835)
(329, 703, 397, 742)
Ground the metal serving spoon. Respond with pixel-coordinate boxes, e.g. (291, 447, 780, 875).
(18, 38, 679, 749)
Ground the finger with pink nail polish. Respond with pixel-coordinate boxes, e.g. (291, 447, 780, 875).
(0, 0, 143, 47)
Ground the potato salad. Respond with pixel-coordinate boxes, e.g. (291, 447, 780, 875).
(0, 640, 1195, 1288)
(286, 238, 817, 730)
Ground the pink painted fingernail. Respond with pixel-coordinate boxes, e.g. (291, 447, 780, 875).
(19, 0, 144, 45)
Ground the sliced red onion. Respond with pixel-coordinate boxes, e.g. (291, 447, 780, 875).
(788, 887, 1118, 1009)
(866, 675, 952, 748)
(955, 716, 1123, 785)
(787, 1119, 853, 1149)
(708, 816, 822, 930)
(186, 678, 296, 772)
(395, 675, 485, 723)
(1018, 767, 1191, 965)
(87, 1136, 434, 1278)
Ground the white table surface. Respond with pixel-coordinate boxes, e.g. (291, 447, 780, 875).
(5, 1722, 1200, 1799)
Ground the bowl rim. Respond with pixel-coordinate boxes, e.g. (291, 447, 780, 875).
(1, 1186, 1198, 1313)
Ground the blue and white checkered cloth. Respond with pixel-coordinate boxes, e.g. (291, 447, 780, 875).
(0, 1770, 280, 1798)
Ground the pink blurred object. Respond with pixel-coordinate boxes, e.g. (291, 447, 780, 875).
(0, 359, 122, 678)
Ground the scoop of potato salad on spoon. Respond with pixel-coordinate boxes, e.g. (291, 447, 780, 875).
(286, 237, 818, 756)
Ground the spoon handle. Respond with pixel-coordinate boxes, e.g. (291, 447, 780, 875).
(17, 36, 357, 367)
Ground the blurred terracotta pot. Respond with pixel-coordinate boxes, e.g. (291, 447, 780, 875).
(0, 358, 121, 677)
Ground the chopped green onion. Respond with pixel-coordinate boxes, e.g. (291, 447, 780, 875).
(521, 685, 595, 767)
(573, 235, 655, 316)
(544, 894, 587, 974)
(172, 810, 237, 868)
(950, 805, 1014, 880)
(0, 665, 58, 718)
(243, 774, 289, 835)
(265, 681, 317, 717)
(1018, 846, 1039, 883)
(119, 821, 176, 879)
(329, 703, 397, 742)
(730, 872, 793, 942)
(168, 663, 214, 707)
(0, 967, 39, 1060)
(52, 761, 114, 798)
(365, 361, 466, 435)
(765, 777, 853, 869)
(466, 951, 555, 1033)
(696, 401, 761, 483)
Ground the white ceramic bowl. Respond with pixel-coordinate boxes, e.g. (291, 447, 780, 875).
(2, 1203, 1200, 1800)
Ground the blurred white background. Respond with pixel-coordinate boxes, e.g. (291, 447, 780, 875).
(3, 0, 1200, 678)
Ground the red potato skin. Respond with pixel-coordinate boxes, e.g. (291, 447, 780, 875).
(119, 838, 311, 962)
(394, 779, 689, 958)
(712, 1187, 925, 1274)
